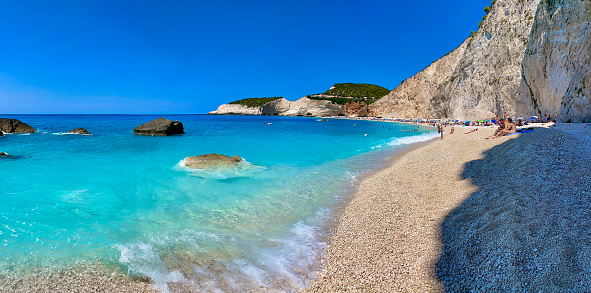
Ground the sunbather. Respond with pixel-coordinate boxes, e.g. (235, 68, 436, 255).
(493, 118, 516, 138)
(490, 118, 505, 137)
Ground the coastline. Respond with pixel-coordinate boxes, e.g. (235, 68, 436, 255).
(306, 126, 497, 292)
(4, 122, 590, 291)
(306, 123, 591, 291)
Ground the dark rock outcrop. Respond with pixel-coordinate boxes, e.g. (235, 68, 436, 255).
(67, 128, 91, 135)
(182, 154, 242, 169)
(0, 118, 36, 133)
(0, 132, 3, 137)
(0, 152, 8, 156)
(133, 118, 184, 136)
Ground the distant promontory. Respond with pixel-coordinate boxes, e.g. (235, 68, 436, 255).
(208, 83, 390, 117)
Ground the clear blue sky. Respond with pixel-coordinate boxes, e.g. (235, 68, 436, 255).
(1, 0, 491, 114)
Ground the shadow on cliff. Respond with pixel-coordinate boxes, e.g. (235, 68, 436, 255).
(436, 128, 591, 292)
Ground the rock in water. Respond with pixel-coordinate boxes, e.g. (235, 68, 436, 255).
(133, 117, 184, 136)
(0, 132, 3, 137)
(0, 118, 36, 133)
(67, 128, 91, 135)
(183, 154, 242, 169)
(0, 152, 8, 156)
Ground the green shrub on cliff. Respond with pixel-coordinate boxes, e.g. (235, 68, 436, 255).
(228, 97, 283, 108)
(321, 83, 390, 99)
(307, 83, 389, 105)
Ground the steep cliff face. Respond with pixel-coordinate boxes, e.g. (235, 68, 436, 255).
(370, 0, 590, 121)
(516, 0, 591, 122)
(208, 98, 344, 116)
(208, 103, 265, 115)
(443, 0, 541, 120)
(368, 40, 468, 118)
(279, 98, 345, 116)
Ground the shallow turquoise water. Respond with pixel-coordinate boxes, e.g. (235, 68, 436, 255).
(0, 115, 436, 291)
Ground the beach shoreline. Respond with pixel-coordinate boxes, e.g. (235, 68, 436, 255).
(306, 125, 499, 292)
(306, 122, 591, 292)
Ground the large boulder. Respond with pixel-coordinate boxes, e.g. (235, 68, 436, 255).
(134, 118, 184, 136)
(182, 154, 242, 169)
(67, 128, 91, 135)
(0, 118, 36, 133)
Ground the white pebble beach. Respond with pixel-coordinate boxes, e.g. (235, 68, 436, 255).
(307, 123, 591, 292)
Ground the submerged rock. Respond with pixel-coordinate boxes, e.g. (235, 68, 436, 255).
(67, 128, 91, 135)
(134, 117, 184, 136)
(183, 154, 242, 169)
(0, 118, 36, 133)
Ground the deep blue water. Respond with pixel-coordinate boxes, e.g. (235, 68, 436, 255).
(0, 114, 436, 291)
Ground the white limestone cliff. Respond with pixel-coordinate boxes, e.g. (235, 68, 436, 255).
(516, 0, 591, 122)
(208, 98, 345, 117)
(369, 0, 589, 122)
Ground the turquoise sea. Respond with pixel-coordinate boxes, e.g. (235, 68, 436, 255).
(0, 115, 436, 292)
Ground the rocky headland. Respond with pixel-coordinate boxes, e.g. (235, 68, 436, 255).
(210, 0, 589, 123)
(209, 97, 345, 117)
(133, 117, 184, 136)
(366, 0, 590, 122)
(0, 118, 37, 133)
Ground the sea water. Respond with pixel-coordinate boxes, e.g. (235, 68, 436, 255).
(0, 115, 436, 292)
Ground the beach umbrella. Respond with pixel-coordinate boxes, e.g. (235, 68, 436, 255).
(516, 117, 525, 120)
(530, 116, 539, 119)
(478, 120, 483, 122)
(465, 121, 471, 123)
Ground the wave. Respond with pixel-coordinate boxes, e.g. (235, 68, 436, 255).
(116, 208, 329, 293)
(1, 132, 32, 136)
(175, 158, 266, 179)
(371, 132, 439, 150)
(51, 132, 91, 136)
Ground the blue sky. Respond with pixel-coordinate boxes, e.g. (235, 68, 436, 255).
(1, 0, 491, 114)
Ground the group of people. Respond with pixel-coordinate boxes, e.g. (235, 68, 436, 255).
(490, 117, 517, 138)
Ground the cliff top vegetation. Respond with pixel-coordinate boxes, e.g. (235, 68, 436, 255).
(322, 83, 390, 99)
(228, 97, 283, 108)
(308, 83, 390, 105)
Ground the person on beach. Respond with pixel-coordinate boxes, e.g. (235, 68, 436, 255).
(493, 118, 516, 138)
(440, 127, 444, 140)
(491, 118, 505, 137)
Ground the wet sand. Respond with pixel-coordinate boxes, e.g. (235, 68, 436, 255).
(307, 123, 591, 292)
